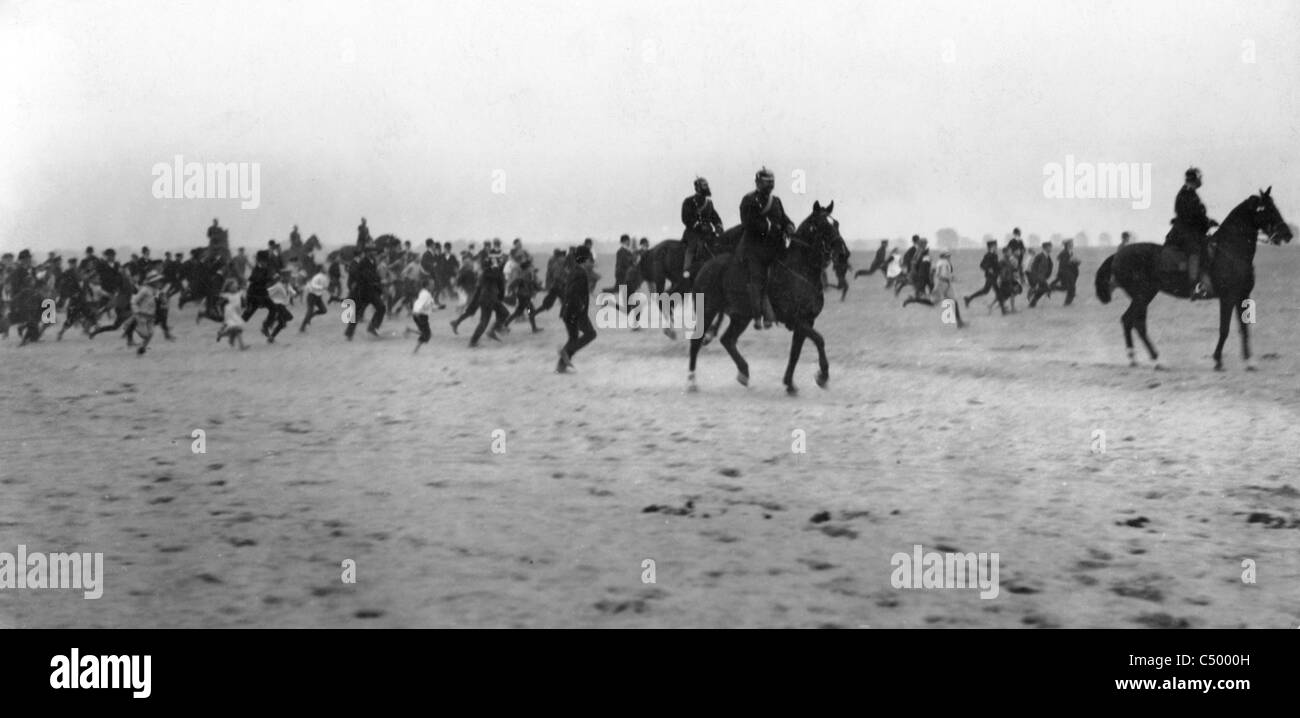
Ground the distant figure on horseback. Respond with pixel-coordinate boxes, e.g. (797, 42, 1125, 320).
(681, 177, 725, 291)
(1166, 167, 1217, 300)
(1096, 186, 1291, 370)
(357, 217, 371, 251)
(206, 218, 230, 265)
(737, 166, 796, 329)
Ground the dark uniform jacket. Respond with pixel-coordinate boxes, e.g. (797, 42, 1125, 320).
(545, 253, 566, 290)
(246, 265, 272, 299)
(682, 195, 723, 233)
(739, 191, 792, 250)
(97, 260, 124, 295)
(979, 251, 999, 276)
(614, 246, 634, 283)
(351, 255, 382, 292)
(1172, 187, 1212, 234)
(902, 246, 918, 274)
(1028, 252, 1053, 283)
(560, 263, 590, 321)
(1056, 250, 1078, 282)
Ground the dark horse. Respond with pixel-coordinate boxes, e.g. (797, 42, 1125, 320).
(618, 227, 740, 339)
(636, 226, 741, 295)
(688, 201, 839, 394)
(1095, 187, 1291, 370)
(282, 234, 324, 275)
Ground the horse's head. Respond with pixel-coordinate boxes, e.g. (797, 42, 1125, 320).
(1251, 187, 1292, 245)
(795, 200, 842, 267)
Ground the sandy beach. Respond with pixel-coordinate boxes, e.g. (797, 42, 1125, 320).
(2, 244, 1298, 628)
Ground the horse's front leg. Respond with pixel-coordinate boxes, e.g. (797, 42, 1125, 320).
(718, 312, 750, 386)
(807, 323, 829, 388)
(1213, 296, 1233, 371)
(783, 329, 806, 395)
(1237, 297, 1255, 370)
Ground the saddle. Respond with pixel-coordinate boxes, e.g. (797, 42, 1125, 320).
(1157, 243, 1216, 274)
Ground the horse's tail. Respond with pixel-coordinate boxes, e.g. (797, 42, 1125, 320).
(1095, 254, 1115, 304)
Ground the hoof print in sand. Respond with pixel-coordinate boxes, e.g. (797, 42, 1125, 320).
(818, 525, 858, 539)
(1111, 580, 1165, 603)
(1132, 612, 1191, 629)
(1245, 511, 1298, 529)
(643, 500, 694, 516)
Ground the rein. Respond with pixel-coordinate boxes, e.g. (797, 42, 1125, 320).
(776, 231, 828, 288)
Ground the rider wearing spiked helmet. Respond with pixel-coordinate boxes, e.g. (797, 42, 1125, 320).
(737, 166, 795, 328)
(681, 177, 724, 285)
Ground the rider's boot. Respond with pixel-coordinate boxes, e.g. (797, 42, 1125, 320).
(747, 282, 764, 330)
(1189, 252, 1209, 300)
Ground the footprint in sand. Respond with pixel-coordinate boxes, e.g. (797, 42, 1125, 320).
(1111, 580, 1165, 603)
(1132, 612, 1191, 628)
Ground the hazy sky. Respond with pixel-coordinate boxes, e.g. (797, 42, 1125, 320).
(2, 0, 1297, 253)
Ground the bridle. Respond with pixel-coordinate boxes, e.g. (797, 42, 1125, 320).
(776, 216, 836, 286)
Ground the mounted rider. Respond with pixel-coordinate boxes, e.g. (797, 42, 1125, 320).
(737, 166, 795, 329)
(1166, 167, 1217, 300)
(681, 177, 724, 286)
(206, 218, 230, 265)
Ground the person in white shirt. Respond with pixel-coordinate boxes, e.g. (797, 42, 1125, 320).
(300, 270, 329, 332)
(902, 249, 965, 328)
(264, 271, 295, 343)
(215, 281, 249, 350)
(885, 249, 902, 280)
(397, 258, 423, 316)
(409, 278, 436, 352)
(126, 273, 162, 356)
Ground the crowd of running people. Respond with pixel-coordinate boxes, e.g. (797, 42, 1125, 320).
(844, 227, 1120, 327)
(0, 216, 647, 369)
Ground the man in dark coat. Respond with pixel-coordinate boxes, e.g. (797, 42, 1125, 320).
(964, 240, 1000, 307)
(737, 167, 794, 328)
(467, 253, 509, 347)
(1050, 238, 1080, 306)
(854, 239, 889, 279)
(345, 245, 386, 339)
(1165, 167, 1217, 299)
(681, 177, 724, 285)
(1027, 241, 1054, 307)
(556, 246, 597, 373)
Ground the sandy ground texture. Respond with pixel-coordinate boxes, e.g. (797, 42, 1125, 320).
(2, 245, 1299, 628)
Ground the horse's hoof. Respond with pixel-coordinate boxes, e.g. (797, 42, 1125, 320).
(1245, 364, 1258, 372)
(663, 328, 677, 340)
(736, 373, 749, 387)
(1214, 362, 1224, 372)
(786, 384, 798, 396)
(1153, 363, 1167, 371)
(815, 371, 828, 388)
